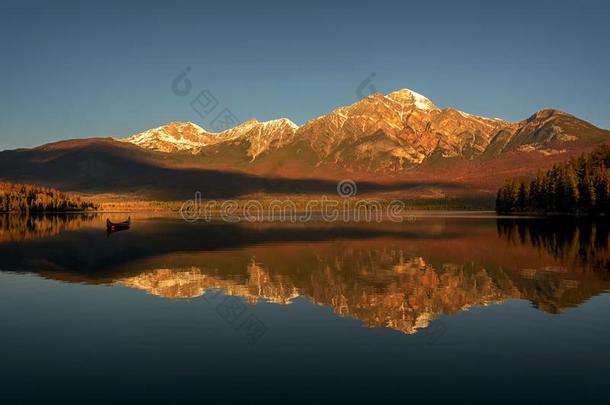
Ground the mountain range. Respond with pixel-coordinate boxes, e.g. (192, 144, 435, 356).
(1, 89, 608, 202)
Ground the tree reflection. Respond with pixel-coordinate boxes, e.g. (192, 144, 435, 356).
(0, 214, 98, 242)
(497, 218, 610, 273)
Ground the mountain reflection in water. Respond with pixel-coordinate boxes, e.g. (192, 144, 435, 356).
(0, 214, 609, 335)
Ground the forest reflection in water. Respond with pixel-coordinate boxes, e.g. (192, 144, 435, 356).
(497, 218, 610, 273)
(0, 214, 609, 335)
(0, 213, 98, 242)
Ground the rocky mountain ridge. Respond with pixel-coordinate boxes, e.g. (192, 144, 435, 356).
(1, 88, 608, 201)
(120, 89, 608, 172)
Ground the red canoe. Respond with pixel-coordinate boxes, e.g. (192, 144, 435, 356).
(106, 217, 131, 231)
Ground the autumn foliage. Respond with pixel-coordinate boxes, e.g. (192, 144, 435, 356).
(0, 183, 97, 212)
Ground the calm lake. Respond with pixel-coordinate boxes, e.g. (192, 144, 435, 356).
(1, 213, 609, 404)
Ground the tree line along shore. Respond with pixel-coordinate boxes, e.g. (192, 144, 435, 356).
(496, 145, 610, 215)
(0, 183, 97, 213)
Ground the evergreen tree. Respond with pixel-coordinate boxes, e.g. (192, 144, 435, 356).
(495, 145, 610, 215)
(517, 181, 529, 211)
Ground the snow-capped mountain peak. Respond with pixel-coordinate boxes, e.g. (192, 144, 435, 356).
(118, 87, 592, 170)
(386, 88, 439, 111)
(262, 118, 299, 131)
(120, 118, 300, 156)
(119, 121, 215, 153)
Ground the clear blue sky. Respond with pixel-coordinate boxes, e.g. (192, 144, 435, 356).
(1, 0, 609, 150)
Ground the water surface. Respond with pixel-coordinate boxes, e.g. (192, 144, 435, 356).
(1, 214, 609, 403)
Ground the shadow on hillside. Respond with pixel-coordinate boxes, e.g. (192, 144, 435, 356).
(0, 139, 470, 200)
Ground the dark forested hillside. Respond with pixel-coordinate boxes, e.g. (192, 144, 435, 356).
(496, 145, 610, 215)
(0, 183, 97, 212)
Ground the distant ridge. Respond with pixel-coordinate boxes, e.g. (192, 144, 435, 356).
(118, 89, 609, 172)
(1, 88, 609, 202)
